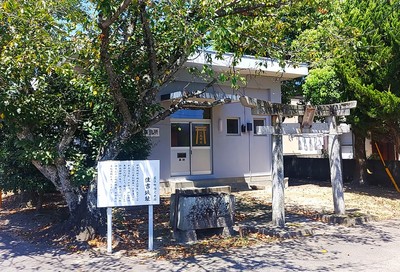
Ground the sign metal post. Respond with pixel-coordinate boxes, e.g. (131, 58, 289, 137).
(149, 205, 154, 251)
(107, 207, 112, 253)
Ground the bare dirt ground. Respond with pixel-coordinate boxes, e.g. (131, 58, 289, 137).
(243, 181, 400, 220)
(1, 181, 400, 258)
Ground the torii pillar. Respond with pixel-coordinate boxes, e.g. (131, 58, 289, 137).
(271, 115, 285, 227)
(327, 116, 345, 214)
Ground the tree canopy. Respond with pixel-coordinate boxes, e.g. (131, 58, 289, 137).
(291, 0, 400, 183)
(338, 0, 400, 144)
(294, 0, 400, 137)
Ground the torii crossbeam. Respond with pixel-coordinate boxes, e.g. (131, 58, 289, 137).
(240, 96, 357, 227)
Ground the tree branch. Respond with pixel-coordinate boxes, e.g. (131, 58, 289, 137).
(31, 160, 62, 189)
(147, 79, 218, 126)
(16, 126, 63, 190)
(97, 1, 141, 161)
(157, 47, 194, 87)
(57, 111, 80, 154)
(139, 0, 159, 88)
(99, 20, 134, 126)
(99, 0, 133, 29)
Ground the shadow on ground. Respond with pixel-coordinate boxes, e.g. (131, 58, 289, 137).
(288, 179, 400, 200)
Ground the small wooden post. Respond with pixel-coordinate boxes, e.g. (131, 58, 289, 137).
(327, 116, 346, 215)
(271, 115, 285, 227)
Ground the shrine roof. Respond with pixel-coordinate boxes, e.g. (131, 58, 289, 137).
(185, 51, 308, 80)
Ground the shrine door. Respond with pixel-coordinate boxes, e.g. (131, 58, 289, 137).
(170, 121, 212, 176)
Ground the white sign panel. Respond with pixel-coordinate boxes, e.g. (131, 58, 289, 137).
(97, 160, 160, 207)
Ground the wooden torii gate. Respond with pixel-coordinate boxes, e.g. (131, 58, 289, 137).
(240, 96, 357, 227)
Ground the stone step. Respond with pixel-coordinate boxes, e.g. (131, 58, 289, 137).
(160, 176, 288, 194)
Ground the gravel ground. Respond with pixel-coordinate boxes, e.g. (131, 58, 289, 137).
(1, 181, 400, 257)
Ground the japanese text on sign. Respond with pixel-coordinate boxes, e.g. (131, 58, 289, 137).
(97, 160, 160, 207)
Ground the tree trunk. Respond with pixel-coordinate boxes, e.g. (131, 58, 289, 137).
(35, 191, 44, 212)
(352, 130, 367, 186)
(72, 136, 129, 239)
(32, 158, 106, 239)
(393, 129, 400, 160)
(32, 159, 82, 214)
(66, 188, 106, 240)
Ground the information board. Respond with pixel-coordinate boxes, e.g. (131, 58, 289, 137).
(97, 160, 160, 207)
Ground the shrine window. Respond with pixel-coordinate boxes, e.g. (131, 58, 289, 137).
(226, 118, 240, 135)
(253, 118, 266, 135)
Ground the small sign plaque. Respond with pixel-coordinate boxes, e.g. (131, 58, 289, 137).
(145, 128, 160, 137)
